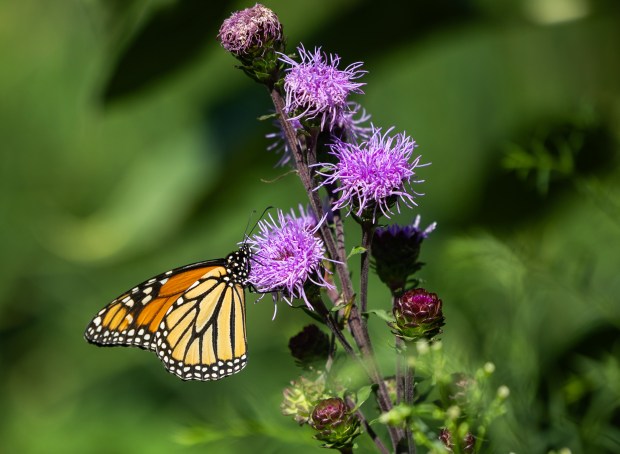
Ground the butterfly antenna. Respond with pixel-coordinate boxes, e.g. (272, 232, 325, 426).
(241, 206, 274, 245)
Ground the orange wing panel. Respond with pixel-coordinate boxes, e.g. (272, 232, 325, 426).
(134, 265, 218, 333)
(158, 266, 219, 297)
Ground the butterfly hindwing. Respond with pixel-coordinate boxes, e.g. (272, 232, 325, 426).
(154, 266, 247, 380)
(84, 246, 251, 381)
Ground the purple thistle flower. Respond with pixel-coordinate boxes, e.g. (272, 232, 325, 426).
(266, 103, 371, 167)
(279, 45, 366, 130)
(218, 4, 283, 56)
(315, 126, 425, 221)
(246, 206, 334, 311)
(336, 102, 373, 143)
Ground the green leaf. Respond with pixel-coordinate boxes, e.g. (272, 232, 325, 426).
(350, 385, 374, 413)
(347, 246, 367, 259)
(364, 309, 395, 323)
(299, 306, 326, 324)
(257, 112, 278, 121)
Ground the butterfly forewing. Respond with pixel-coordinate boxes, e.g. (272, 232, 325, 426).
(84, 246, 250, 381)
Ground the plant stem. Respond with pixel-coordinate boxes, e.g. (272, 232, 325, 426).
(359, 221, 375, 315)
(394, 292, 416, 453)
(396, 337, 405, 404)
(269, 87, 401, 450)
(396, 336, 416, 453)
(312, 295, 356, 359)
(324, 184, 347, 262)
(345, 396, 389, 454)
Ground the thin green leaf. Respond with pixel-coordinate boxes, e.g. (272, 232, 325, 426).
(257, 112, 278, 121)
(350, 385, 374, 413)
(364, 309, 395, 323)
(347, 246, 367, 259)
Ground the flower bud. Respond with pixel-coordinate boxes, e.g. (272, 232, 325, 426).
(384, 376, 398, 403)
(497, 385, 510, 400)
(281, 374, 327, 425)
(463, 432, 476, 453)
(288, 324, 330, 369)
(371, 216, 436, 294)
(391, 288, 444, 341)
(217, 4, 284, 84)
(439, 372, 474, 408)
(310, 397, 361, 448)
(439, 428, 454, 451)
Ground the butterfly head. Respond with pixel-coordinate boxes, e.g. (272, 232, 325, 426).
(227, 245, 251, 284)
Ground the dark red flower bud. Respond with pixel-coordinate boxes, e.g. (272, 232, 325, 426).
(310, 397, 361, 448)
(311, 398, 347, 430)
(439, 428, 454, 451)
(288, 324, 330, 369)
(392, 288, 444, 341)
(463, 432, 476, 453)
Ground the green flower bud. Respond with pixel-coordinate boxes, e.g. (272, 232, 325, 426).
(281, 374, 328, 425)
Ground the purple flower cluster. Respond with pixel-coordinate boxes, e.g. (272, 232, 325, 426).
(316, 127, 423, 221)
(246, 206, 333, 311)
(279, 45, 366, 130)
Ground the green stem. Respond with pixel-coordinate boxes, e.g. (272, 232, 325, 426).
(359, 221, 375, 315)
(345, 396, 389, 454)
(394, 298, 416, 453)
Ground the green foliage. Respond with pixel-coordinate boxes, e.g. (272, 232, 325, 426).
(1, 1, 619, 453)
(347, 246, 367, 259)
(501, 111, 616, 194)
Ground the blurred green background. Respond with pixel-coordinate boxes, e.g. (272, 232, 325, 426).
(1, 0, 619, 452)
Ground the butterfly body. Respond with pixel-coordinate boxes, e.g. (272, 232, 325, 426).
(85, 246, 251, 381)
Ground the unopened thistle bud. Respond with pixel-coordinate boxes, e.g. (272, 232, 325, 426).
(384, 376, 398, 403)
(439, 372, 474, 408)
(371, 215, 436, 294)
(217, 4, 284, 85)
(281, 374, 328, 425)
(463, 432, 476, 453)
(439, 428, 454, 451)
(310, 397, 361, 449)
(391, 288, 445, 341)
(439, 428, 475, 452)
(288, 324, 331, 369)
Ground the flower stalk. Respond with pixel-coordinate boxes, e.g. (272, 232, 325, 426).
(270, 87, 403, 449)
(359, 219, 375, 315)
(395, 322, 416, 453)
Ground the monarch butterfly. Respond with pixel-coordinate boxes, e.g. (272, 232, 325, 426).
(84, 245, 251, 381)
